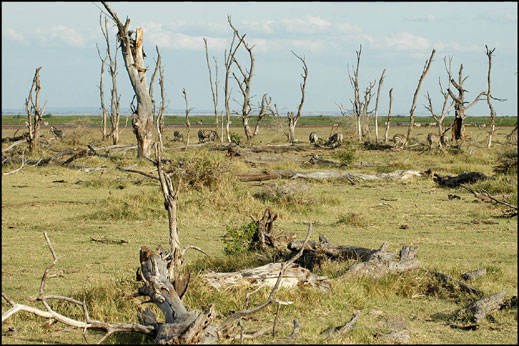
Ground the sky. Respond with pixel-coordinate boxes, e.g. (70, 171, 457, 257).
(2, 1, 517, 116)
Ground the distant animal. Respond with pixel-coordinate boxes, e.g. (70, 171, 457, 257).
(392, 134, 407, 148)
(172, 130, 184, 142)
(326, 133, 343, 148)
(195, 120, 203, 125)
(50, 125, 63, 139)
(427, 133, 440, 149)
(198, 129, 218, 143)
(309, 132, 319, 144)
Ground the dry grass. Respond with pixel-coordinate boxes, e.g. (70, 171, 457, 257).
(1, 125, 517, 344)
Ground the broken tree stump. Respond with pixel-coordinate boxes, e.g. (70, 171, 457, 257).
(453, 291, 507, 324)
(138, 246, 215, 344)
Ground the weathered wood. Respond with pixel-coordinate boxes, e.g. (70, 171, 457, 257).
(237, 169, 423, 183)
(455, 291, 506, 323)
(461, 268, 486, 281)
(322, 311, 360, 339)
(342, 245, 421, 280)
(433, 172, 491, 187)
(407, 49, 435, 141)
(287, 51, 308, 144)
(202, 262, 330, 292)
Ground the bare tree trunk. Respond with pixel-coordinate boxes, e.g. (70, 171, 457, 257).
(384, 88, 393, 143)
(349, 45, 363, 143)
(361, 81, 375, 139)
(102, 2, 155, 158)
(183, 89, 191, 150)
(374, 69, 386, 143)
(223, 16, 244, 143)
(287, 51, 308, 144)
(25, 67, 47, 152)
(485, 45, 503, 148)
(447, 64, 486, 143)
(153, 46, 165, 151)
(99, 14, 121, 145)
(407, 49, 435, 142)
(228, 17, 255, 141)
(96, 41, 108, 140)
(204, 38, 220, 142)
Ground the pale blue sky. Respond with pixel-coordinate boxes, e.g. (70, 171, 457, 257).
(2, 1, 517, 116)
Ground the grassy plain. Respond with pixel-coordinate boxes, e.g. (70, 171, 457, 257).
(1, 121, 517, 344)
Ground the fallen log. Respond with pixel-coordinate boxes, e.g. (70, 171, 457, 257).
(237, 169, 423, 183)
(433, 171, 491, 187)
(202, 262, 330, 292)
(322, 311, 360, 339)
(426, 270, 484, 298)
(453, 291, 507, 324)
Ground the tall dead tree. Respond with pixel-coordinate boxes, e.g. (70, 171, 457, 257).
(223, 15, 244, 143)
(287, 50, 308, 144)
(384, 88, 393, 143)
(484, 45, 506, 148)
(360, 81, 375, 138)
(96, 41, 109, 140)
(374, 69, 386, 142)
(102, 2, 156, 158)
(99, 14, 121, 145)
(228, 17, 257, 141)
(349, 45, 363, 142)
(204, 38, 220, 142)
(407, 49, 436, 141)
(150, 46, 166, 151)
(447, 64, 486, 143)
(25, 67, 47, 152)
(182, 88, 191, 150)
(424, 57, 454, 138)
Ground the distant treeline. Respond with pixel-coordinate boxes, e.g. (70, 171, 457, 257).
(2, 114, 517, 127)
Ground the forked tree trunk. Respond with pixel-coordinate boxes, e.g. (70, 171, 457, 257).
(374, 69, 386, 143)
(102, 2, 154, 158)
(384, 88, 393, 143)
(407, 49, 435, 141)
(25, 67, 47, 153)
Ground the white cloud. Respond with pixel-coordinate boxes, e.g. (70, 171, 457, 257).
(240, 19, 276, 34)
(435, 41, 482, 53)
(143, 22, 227, 51)
(407, 14, 436, 22)
(36, 25, 85, 47)
(281, 15, 331, 33)
(3, 27, 27, 44)
(382, 32, 431, 51)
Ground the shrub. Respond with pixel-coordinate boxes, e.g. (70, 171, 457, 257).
(221, 221, 258, 255)
(494, 148, 517, 175)
(167, 149, 235, 191)
(253, 181, 313, 205)
(229, 132, 241, 145)
(333, 147, 357, 165)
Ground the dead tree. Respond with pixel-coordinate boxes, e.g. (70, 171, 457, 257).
(149, 45, 165, 151)
(155, 46, 166, 151)
(485, 45, 506, 148)
(424, 59, 454, 147)
(360, 81, 375, 138)
(99, 13, 121, 145)
(228, 17, 257, 141)
(374, 69, 386, 142)
(102, 2, 157, 158)
(96, 40, 109, 140)
(253, 93, 273, 138)
(384, 88, 394, 143)
(407, 49, 435, 142)
(287, 50, 308, 144)
(349, 45, 363, 142)
(447, 63, 486, 143)
(25, 67, 47, 152)
(223, 15, 245, 143)
(204, 38, 221, 141)
(182, 89, 192, 150)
